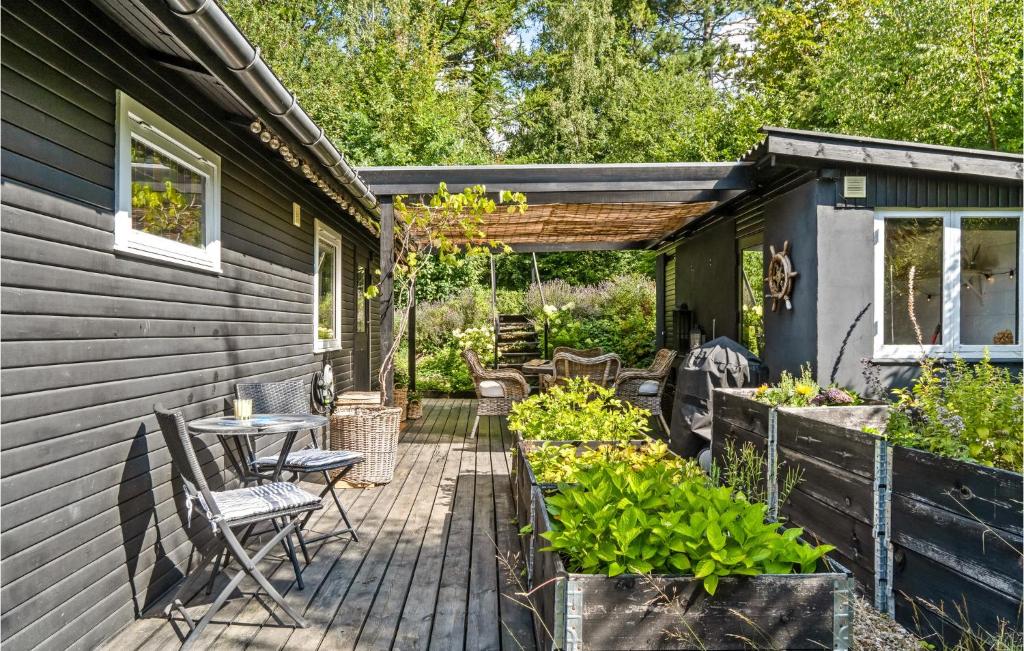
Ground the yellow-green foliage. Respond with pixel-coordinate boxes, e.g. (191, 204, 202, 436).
(526, 440, 702, 485)
(541, 461, 835, 594)
(508, 377, 651, 442)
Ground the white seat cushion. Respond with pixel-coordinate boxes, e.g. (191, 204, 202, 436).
(637, 380, 661, 396)
(254, 448, 364, 472)
(478, 380, 506, 398)
(212, 482, 321, 523)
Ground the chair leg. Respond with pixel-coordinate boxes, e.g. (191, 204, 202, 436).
(469, 414, 480, 439)
(322, 470, 359, 542)
(658, 413, 671, 438)
(270, 518, 305, 590)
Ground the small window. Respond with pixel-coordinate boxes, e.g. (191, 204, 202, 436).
(314, 219, 342, 351)
(874, 209, 1022, 360)
(115, 92, 221, 271)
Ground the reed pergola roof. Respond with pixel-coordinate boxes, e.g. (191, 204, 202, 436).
(359, 162, 752, 251)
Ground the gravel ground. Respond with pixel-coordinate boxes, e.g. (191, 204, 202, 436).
(853, 595, 921, 650)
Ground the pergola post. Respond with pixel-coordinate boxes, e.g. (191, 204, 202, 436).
(379, 199, 394, 405)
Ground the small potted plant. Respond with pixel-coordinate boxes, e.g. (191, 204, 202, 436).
(406, 391, 423, 420)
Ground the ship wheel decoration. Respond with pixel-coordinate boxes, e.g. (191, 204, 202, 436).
(766, 240, 798, 311)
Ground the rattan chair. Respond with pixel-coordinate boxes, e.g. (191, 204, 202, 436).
(235, 380, 362, 544)
(154, 406, 319, 650)
(552, 346, 603, 358)
(463, 348, 530, 439)
(541, 351, 622, 391)
(614, 348, 677, 434)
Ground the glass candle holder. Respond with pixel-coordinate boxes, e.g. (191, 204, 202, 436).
(234, 399, 253, 420)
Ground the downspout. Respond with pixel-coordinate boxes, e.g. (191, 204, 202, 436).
(163, 0, 379, 218)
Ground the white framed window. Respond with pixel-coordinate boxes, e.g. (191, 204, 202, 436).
(115, 91, 221, 272)
(314, 219, 343, 351)
(874, 208, 1022, 361)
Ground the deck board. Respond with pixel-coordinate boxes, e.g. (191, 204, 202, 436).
(98, 400, 536, 651)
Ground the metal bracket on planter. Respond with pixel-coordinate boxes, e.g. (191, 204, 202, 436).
(563, 577, 583, 651)
(766, 407, 779, 521)
(833, 575, 855, 651)
(873, 440, 894, 616)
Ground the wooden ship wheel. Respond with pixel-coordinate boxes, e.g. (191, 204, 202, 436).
(766, 240, 798, 311)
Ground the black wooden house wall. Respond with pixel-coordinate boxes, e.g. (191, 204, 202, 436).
(0, 1, 380, 648)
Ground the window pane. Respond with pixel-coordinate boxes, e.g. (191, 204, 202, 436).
(317, 242, 337, 341)
(356, 264, 367, 333)
(884, 217, 943, 345)
(961, 217, 1019, 345)
(130, 138, 204, 247)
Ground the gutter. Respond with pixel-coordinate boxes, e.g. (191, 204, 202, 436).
(163, 0, 379, 219)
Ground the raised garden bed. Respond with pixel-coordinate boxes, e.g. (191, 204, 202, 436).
(711, 387, 1024, 645)
(527, 488, 854, 650)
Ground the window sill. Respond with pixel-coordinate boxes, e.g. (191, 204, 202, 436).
(314, 342, 342, 353)
(871, 352, 1023, 364)
(114, 243, 222, 275)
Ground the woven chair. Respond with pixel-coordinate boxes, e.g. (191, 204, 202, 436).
(552, 346, 603, 358)
(236, 380, 363, 544)
(463, 348, 530, 439)
(541, 351, 622, 391)
(614, 348, 678, 434)
(154, 406, 319, 650)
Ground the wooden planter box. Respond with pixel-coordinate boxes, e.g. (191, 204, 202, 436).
(711, 388, 1024, 644)
(712, 389, 889, 602)
(889, 448, 1023, 645)
(528, 489, 854, 651)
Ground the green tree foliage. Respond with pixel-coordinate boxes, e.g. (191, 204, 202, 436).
(742, 0, 1023, 152)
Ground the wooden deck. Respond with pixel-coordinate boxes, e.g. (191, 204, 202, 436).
(100, 399, 536, 651)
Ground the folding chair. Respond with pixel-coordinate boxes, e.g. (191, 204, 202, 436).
(154, 406, 321, 650)
(235, 380, 362, 544)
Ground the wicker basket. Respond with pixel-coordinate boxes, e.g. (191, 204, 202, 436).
(406, 401, 423, 420)
(394, 387, 408, 421)
(329, 406, 402, 485)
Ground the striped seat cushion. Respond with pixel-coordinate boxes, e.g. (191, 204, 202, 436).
(212, 482, 321, 523)
(254, 448, 364, 472)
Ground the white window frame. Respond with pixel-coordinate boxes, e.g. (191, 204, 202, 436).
(115, 91, 221, 272)
(874, 208, 1023, 361)
(313, 219, 343, 352)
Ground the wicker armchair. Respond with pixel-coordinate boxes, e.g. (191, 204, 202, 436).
(463, 348, 530, 439)
(552, 346, 603, 358)
(614, 348, 677, 434)
(541, 351, 622, 391)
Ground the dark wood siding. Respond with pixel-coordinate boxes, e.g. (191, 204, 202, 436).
(663, 252, 676, 348)
(0, 1, 381, 648)
(832, 169, 1022, 209)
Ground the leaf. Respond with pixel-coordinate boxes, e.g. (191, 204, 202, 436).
(703, 574, 720, 595)
(608, 562, 626, 577)
(706, 522, 726, 550)
(519, 524, 533, 535)
(694, 559, 716, 579)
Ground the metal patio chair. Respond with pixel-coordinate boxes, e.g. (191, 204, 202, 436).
(235, 380, 363, 544)
(154, 406, 319, 650)
(464, 348, 530, 439)
(541, 351, 622, 391)
(614, 348, 677, 434)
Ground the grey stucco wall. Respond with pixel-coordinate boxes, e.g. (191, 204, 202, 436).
(761, 180, 818, 381)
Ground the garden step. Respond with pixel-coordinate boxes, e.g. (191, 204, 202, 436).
(498, 334, 538, 344)
(498, 314, 531, 323)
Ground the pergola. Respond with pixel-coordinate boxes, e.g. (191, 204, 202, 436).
(360, 161, 754, 396)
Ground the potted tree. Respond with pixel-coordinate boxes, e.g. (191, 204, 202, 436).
(406, 391, 423, 420)
(331, 183, 526, 485)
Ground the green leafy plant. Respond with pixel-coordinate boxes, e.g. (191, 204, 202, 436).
(885, 352, 1023, 471)
(753, 364, 862, 408)
(711, 440, 803, 509)
(508, 377, 652, 441)
(526, 440, 702, 485)
(540, 461, 835, 594)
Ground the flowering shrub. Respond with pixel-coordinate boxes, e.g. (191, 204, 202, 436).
(508, 377, 651, 441)
(526, 440, 702, 484)
(885, 353, 1023, 471)
(541, 461, 835, 594)
(753, 365, 861, 408)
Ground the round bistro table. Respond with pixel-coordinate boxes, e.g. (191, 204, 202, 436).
(187, 414, 329, 485)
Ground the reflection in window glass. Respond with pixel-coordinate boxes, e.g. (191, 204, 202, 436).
(356, 264, 367, 333)
(317, 241, 337, 341)
(884, 218, 943, 345)
(130, 138, 204, 247)
(961, 218, 1020, 345)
